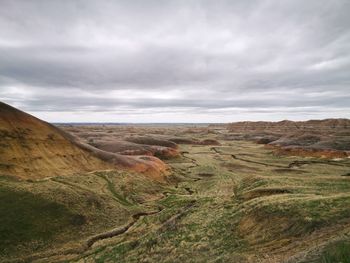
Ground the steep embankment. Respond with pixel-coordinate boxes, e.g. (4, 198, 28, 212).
(0, 102, 168, 180)
(0, 102, 111, 180)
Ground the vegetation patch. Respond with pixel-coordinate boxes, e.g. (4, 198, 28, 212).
(0, 186, 81, 256)
(313, 241, 350, 263)
(95, 172, 134, 206)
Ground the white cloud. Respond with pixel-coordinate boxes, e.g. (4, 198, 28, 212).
(0, 0, 350, 122)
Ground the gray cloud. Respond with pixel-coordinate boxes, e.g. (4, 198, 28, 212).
(0, 0, 350, 122)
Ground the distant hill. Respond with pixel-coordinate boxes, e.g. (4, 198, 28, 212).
(226, 119, 350, 158)
(228, 119, 350, 132)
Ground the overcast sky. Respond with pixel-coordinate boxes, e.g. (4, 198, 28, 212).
(1, 0, 350, 122)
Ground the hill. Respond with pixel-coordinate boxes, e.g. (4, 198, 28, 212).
(227, 119, 350, 133)
(226, 119, 350, 158)
(0, 102, 168, 180)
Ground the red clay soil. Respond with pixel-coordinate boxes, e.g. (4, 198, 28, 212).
(72, 141, 170, 181)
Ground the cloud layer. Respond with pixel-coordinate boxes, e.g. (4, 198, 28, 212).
(1, 0, 350, 122)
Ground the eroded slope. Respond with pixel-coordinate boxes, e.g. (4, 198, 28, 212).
(0, 102, 110, 180)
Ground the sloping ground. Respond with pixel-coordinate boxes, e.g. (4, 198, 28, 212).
(0, 170, 168, 261)
(74, 141, 169, 182)
(91, 140, 179, 159)
(60, 126, 181, 160)
(0, 102, 169, 181)
(0, 103, 173, 259)
(0, 102, 111, 180)
(60, 125, 220, 162)
(124, 136, 178, 149)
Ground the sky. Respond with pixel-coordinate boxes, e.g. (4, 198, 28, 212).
(0, 0, 350, 123)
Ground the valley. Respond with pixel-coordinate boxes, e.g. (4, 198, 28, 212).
(66, 137, 350, 263)
(2, 1, 350, 262)
(1, 112, 350, 262)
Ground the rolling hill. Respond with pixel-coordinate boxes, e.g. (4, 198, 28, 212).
(0, 102, 168, 181)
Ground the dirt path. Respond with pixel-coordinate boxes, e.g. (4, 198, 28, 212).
(8, 176, 197, 263)
(85, 209, 162, 248)
(181, 151, 200, 168)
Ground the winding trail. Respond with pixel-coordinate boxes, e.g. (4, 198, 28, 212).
(80, 154, 200, 254)
(9, 170, 198, 263)
(8, 190, 195, 263)
(85, 209, 162, 248)
(181, 151, 200, 168)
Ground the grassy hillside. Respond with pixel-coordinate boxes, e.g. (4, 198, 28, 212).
(0, 170, 168, 262)
(0, 186, 78, 256)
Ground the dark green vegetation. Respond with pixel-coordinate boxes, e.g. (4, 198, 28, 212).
(0, 187, 79, 256)
(319, 241, 350, 263)
(0, 170, 166, 262)
(1, 131, 350, 262)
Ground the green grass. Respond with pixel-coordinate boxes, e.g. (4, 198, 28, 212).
(95, 172, 134, 206)
(319, 241, 350, 263)
(0, 186, 82, 255)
